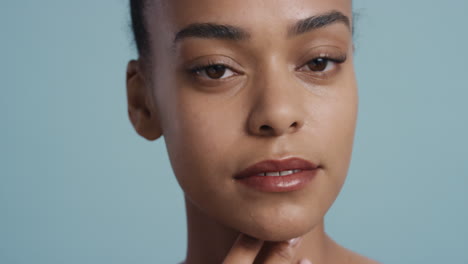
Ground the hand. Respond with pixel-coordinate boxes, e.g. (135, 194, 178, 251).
(222, 233, 312, 264)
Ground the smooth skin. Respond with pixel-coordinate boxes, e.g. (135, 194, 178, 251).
(126, 0, 380, 263)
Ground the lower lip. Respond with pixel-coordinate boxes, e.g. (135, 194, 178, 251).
(235, 169, 319, 193)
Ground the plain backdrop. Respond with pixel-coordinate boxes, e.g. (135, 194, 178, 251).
(1, 0, 467, 263)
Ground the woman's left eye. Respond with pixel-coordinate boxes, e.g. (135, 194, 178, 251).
(301, 57, 336, 72)
(193, 64, 236, 80)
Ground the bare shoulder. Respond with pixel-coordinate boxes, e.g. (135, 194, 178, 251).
(340, 246, 382, 264)
(348, 252, 381, 264)
(327, 239, 381, 264)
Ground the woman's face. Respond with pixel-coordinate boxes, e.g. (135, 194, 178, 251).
(144, 0, 356, 241)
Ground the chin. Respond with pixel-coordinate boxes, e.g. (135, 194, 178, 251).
(230, 204, 323, 242)
(242, 216, 317, 242)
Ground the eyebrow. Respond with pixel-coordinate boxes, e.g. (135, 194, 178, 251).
(289, 11, 351, 36)
(173, 10, 351, 44)
(174, 23, 249, 43)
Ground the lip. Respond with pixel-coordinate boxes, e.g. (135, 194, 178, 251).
(234, 157, 320, 192)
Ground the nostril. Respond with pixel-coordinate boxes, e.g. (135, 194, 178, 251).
(290, 122, 298, 128)
(260, 125, 272, 131)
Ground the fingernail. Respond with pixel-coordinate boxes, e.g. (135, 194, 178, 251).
(287, 237, 302, 246)
(299, 259, 312, 264)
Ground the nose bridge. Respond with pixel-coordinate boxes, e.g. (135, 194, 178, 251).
(247, 61, 305, 137)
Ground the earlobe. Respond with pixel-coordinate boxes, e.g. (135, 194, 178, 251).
(126, 59, 162, 141)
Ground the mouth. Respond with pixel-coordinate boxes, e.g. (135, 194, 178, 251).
(233, 157, 321, 192)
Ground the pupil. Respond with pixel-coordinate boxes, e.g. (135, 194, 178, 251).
(308, 58, 327, 71)
(206, 65, 226, 79)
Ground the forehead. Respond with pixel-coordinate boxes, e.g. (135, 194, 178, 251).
(147, 0, 352, 39)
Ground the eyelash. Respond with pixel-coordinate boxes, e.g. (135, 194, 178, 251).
(189, 63, 238, 80)
(297, 54, 347, 76)
(188, 54, 347, 81)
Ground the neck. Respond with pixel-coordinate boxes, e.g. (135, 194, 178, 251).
(183, 196, 337, 264)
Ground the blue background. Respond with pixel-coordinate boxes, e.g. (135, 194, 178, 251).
(1, 0, 467, 263)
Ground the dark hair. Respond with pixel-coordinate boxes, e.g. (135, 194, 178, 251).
(130, 0, 149, 58)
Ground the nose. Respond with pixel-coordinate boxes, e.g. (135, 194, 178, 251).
(246, 72, 306, 137)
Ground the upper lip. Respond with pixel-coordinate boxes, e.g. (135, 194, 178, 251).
(234, 157, 320, 179)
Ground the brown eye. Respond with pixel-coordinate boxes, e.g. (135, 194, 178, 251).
(205, 65, 227, 79)
(307, 58, 330, 72)
(192, 64, 236, 80)
(189, 64, 236, 80)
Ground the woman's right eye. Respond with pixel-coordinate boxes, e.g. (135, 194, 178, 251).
(192, 64, 236, 80)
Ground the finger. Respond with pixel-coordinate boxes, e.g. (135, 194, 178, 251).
(262, 237, 303, 264)
(222, 233, 264, 264)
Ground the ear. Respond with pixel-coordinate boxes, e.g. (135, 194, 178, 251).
(126, 60, 162, 141)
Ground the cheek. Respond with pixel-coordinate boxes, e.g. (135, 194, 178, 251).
(296, 84, 358, 226)
(319, 84, 358, 189)
(161, 90, 243, 197)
